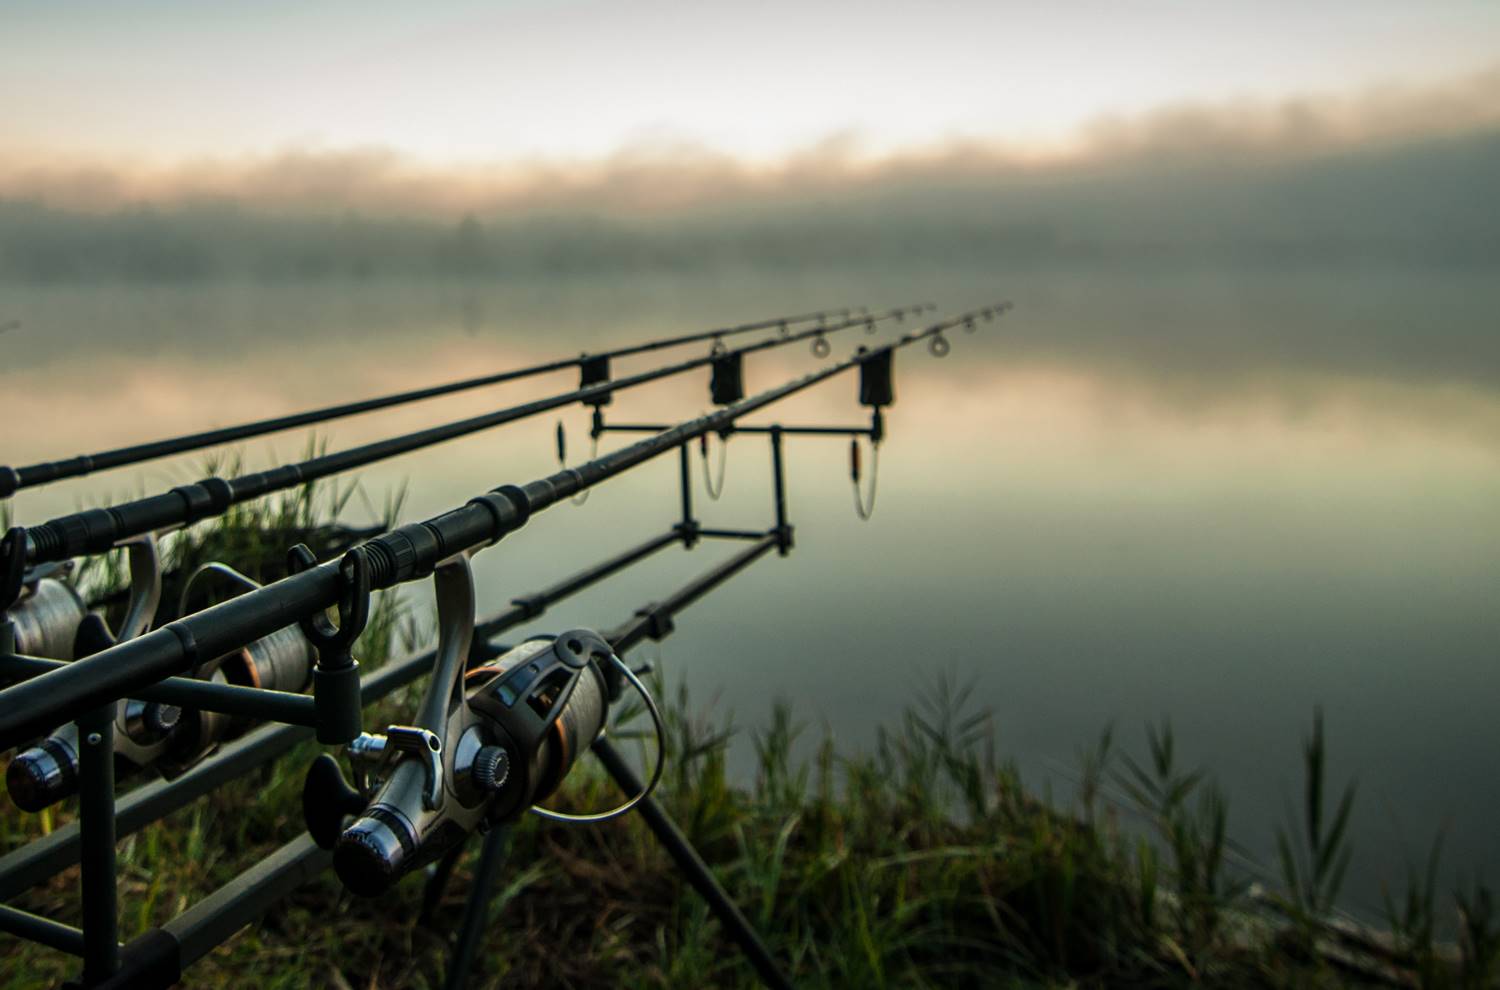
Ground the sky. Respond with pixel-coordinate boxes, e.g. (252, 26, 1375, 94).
(3, 0, 1499, 169)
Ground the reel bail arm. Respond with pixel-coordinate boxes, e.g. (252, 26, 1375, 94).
(1, 527, 26, 614)
(114, 533, 164, 645)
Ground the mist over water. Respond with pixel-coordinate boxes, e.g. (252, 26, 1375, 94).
(2, 251, 1496, 917)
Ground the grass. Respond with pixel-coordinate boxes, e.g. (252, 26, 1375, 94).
(3, 489, 1498, 988)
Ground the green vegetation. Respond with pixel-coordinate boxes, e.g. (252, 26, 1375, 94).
(2, 491, 1496, 988)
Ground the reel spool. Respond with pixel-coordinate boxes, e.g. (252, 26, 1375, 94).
(6, 568, 86, 661)
(165, 620, 315, 775)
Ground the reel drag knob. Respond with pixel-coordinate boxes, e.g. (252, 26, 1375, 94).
(123, 699, 181, 744)
(471, 746, 510, 793)
(144, 702, 181, 736)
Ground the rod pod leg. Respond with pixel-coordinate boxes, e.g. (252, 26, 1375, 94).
(420, 842, 467, 926)
(441, 825, 513, 990)
(78, 704, 120, 986)
(592, 737, 793, 990)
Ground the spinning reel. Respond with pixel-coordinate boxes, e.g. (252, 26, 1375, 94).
(5, 558, 316, 811)
(5, 563, 87, 662)
(2, 530, 161, 663)
(303, 553, 663, 897)
(4, 532, 165, 810)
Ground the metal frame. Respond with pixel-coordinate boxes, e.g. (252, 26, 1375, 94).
(3, 443, 799, 988)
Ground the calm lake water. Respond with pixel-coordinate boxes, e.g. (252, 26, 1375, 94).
(2, 261, 1497, 916)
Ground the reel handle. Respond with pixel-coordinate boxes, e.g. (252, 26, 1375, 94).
(303, 754, 368, 850)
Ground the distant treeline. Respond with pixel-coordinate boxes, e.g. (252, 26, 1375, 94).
(2, 130, 1497, 282)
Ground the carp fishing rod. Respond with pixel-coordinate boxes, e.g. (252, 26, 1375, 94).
(4, 305, 913, 580)
(0, 304, 1007, 752)
(0, 303, 933, 498)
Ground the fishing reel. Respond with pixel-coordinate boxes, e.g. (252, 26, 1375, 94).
(303, 553, 662, 898)
(2, 532, 163, 811)
(1, 531, 161, 663)
(4, 562, 86, 661)
(5, 560, 315, 811)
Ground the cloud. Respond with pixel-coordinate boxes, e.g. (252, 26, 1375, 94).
(2, 64, 1499, 216)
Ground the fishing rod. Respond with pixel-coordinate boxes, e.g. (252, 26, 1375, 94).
(0, 399, 768, 891)
(0, 304, 1007, 750)
(0, 304, 932, 498)
(0, 306, 919, 671)
(6, 306, 912, 578)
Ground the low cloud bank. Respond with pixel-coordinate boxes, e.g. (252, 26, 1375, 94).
(0, 66, 1496, 283)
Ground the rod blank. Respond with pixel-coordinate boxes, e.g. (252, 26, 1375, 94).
(19, 308, 908, 568)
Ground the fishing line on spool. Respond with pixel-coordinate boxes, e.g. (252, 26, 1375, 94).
(555, 420, 599, 505)
(530, 650, 666, 824)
